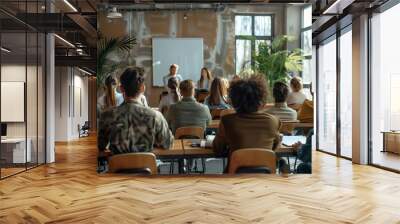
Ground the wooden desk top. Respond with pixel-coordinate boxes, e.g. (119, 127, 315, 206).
(181, 139, 295, 157)
(208, 119, 313, 129)
(153, 139, 184, 156)
(99, 139, 296, 159)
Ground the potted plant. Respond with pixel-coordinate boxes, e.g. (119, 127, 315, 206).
(97, 34, 136, 88)
(253, 35, 304, 90)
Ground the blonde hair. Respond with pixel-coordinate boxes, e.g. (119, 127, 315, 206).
(290, 76, 303, 92)
(179, 80, 195, 97)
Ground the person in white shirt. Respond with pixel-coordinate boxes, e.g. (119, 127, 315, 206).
(163, 64, 183, 90)
(197, 67, 213, 90)
(97, 76, 124, 112)
(287, 76, 307, 106)
(159, 77, 181, 116)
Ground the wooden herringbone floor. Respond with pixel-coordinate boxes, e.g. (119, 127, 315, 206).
(1, 135, 400, 224)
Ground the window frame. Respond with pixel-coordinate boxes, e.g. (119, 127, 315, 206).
(234, 14, 274, 74)
(301, 5, 313, 86)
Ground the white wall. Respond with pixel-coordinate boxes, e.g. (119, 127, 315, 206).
(55, 67, 89, 141)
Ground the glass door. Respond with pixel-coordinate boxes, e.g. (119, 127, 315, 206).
(317, 35, 337, 155)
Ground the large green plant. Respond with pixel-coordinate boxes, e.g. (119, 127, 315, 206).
(97, 35, 136, 87)
(253, 35, 304, 89)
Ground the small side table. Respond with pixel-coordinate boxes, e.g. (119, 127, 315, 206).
(382, 131, 400, 154)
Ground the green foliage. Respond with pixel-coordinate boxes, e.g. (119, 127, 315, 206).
(97, 35, 136, 87)
(253, 35, 304, 89)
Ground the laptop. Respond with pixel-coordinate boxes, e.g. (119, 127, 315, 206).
(282, 136, 306, 147)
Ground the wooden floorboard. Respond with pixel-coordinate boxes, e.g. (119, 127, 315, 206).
(1, 135, 400, 223)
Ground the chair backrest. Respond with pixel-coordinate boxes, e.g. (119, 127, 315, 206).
(220, 109, 235, 117)
(288, 104, 302, 112)
(196, 91, 210, 103)
(228, 148, 276, 174)
(108, 153, 158, 175)
(210, 109, 224, 119)
(175, 126, 205, 139)
(280, 121, 297, 135)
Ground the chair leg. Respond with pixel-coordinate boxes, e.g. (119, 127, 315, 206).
(201, 158, 206, 174)
(286, 156, 291, 172)
(293, 157, 298, 173)
(169, 160, 174, 174)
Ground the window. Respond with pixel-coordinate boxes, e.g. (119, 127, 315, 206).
(370, 3, 400, 171)
(235, 15, 273, 74)
(301, 5, 312, 85)
(317, 36, 337, 155)
(339, 27, 352, 158)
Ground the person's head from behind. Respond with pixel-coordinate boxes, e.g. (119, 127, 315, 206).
(179, 80, 195, 98)
(119, 67, 145, 99)
(200, 67, 212, 80)
(229, 75, 267, 114)
(169, 64, 179, 76)
(209, 77, 227, 105)
(290, 76, 303, 93)
(232, 74, 241, 82)
(273, 81, 289, 104)
(168, 77, 180, 103)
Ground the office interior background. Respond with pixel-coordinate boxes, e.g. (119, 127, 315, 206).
(0, 0, 399, 179)
(0, 0, 399, 223)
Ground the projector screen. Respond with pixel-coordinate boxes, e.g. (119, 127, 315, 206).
(152, 38, 204, 87)
(1, 82, 25, 122)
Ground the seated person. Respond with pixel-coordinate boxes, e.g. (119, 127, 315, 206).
(267, 81, 297, 121)
(98, 67, 173, 155)
(204, 77, 232, 110)
(159, 77, 181, 116)
(287, 76, 307, 106)
(167, 80, 212, 134)
(292, 129, 313, 174)
(212, 75, 281, 163)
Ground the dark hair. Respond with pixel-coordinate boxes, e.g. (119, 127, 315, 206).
(208, 77, 227, 106)
(104, 76, 117, 107)
(179, 80, 195, 97)
(273, 81, 289, 103)
(229, 75, 267, 113)
(168, 77, 180, 103)
(119, 67, 145, 98)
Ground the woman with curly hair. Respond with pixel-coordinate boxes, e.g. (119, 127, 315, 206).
(212, 75, 284, 172)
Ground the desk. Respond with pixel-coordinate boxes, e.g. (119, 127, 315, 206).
(99, 140, 295, 160)
(1, 138, 31, 164)
(208, 120, 313, 130)
(181, 139, 296, 158)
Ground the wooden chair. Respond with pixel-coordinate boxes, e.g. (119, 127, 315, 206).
(288, 103, 302, 112)
(228, 148, 276, 174)
(220, 109, 235, 117)
(280, 123, 296, 135)
(210, 109, 224, 120)
(108, 153, 158, 175)
(196, 91, 209, 103)
(175, 126, 205, 139)
(175, 126, 205, 173)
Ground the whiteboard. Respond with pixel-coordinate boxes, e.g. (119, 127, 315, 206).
(152, 38, 204, 87)
(1, 82, 25, 122)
